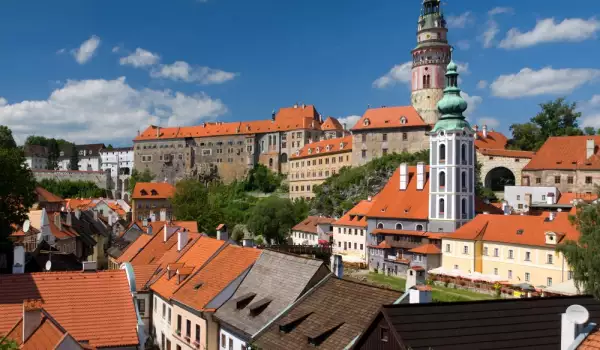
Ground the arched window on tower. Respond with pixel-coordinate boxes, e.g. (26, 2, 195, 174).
(461, 198, 467, 219)
(439, 144, 446, 163)
(461, 143, 467, 164)
(461, 171, 467, 191)
(423, 74, 431, 88)
(395, 223, 403, 230)
(439, 171, 446, 188)
(439, 198, 445, 215)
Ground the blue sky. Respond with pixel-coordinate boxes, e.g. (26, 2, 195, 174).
(0, 0, 599, 145)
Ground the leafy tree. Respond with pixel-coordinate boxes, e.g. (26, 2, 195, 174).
(0, 126, 17, 150)
(0, 146, 37, 243)
(231, 224, 249, 242)
(584, 126, 596, 136)
(106, 144, 114, 150)
(45, 139, 60, 170)
(0, 337, 18, 350)
(128, 169, 155, 193)
(508, 98, 583, 151)
(37, 179, 105, 198)
(244, 164, 283, 193)
(475, 160, 498, 202)
(69, 144, 79, 170)
(247, 196, 300, 244)
(557, 199, 600, 298)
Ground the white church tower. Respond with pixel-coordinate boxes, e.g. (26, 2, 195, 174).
(428, 60, 476, 232)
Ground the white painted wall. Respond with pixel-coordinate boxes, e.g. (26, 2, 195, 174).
(219, 327, 246, 350)
(332, 225, 368, 263)
(152, 294, 173, 349)
(25, 156, 47, 170)
(101, 149, 134, 175)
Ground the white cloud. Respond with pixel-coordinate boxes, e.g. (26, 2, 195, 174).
(373, 62, 412, 89)
(581, 95, 600, 128)
(588, 95, 600, 107)
(499, 17, 600, 49)
(447, 12, 474, 29)
(488, 7, 513, 16)
(477, 80, 488, 89)
(337, 115, 361, 130)
(56, 48, 66, 55)
(476, 117, 500, 129)
(456, 40, 471, 50)
(72, 35, 101, 64)
(119, 48, 161, 68)
(112, 46, 121, 53)
(461, 91, 482, 116)
(0, 97, 6, 106)
(490, 67, 600, 98)
(0, 77, 227, 144)
(481, 19, 499, 48)
(150, 61, 237, 85)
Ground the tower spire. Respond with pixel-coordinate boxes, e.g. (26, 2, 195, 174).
(432, 60, 471, 132)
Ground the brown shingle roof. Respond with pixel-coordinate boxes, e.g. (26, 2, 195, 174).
(254, 275, 401, 350)
(293, 216, 336, 234)
(0, 270, 139, 348)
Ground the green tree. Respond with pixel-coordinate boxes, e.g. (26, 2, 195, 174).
(37, 179, 105, 198)
(508, 98, 583, 151)
(128, 169, 155, 193)
(247, 196, 297, 244)
(557, 199, 600, 298)
(0, 337, 18, 350)
(244, 164, 283, 193)
(106, 144, 114, 150)
(45, 139, 60, 170)
(584, 126, 596, 136)
(475, 160, 498, 202)
(0, 126, 17, 150)
(69, 144, 79, 170)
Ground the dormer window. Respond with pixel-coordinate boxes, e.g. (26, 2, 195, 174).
(316, 147, 320, 153)
(340, 142, 345, 149)
(150, 189, 158, 196)
(296, 150, 300, 156)
(363, 118, 370, 126)
(140, 189, 148, 196)
(308, 149, 313, 155)
(400, 116, 407, 125)
(326, 145, 331, 151)
(545, 232, 557, 245)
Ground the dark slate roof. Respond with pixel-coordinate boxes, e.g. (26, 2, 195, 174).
(253, 275, 401, 350)
(354, 296, 600, 350)
(24, 144, 48, 157)
(58, 143, 105, 160)
(215, 250, 328, 339)
(107, 227, 144, 259)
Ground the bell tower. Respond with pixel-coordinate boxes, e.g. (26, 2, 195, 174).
(411, 0, 452, 126)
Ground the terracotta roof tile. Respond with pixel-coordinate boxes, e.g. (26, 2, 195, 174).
(129, 226, 197, 266)
(473, 130, 508, 150)
(557, 192, 599, 205)
(350, 106, 426, 131)
(172, 245, 261, 310)
(292, 216, 336, 234)
(525, 136, 600, 170)
(0, 270, 138, 348)
(291, 136, 352, 159)
(117, 235, 152, 263)
(321, 117, 344, 131)
(478, 148, 535, 158)
(131, 263, 160, 291)
(409, 243, 442, 254)
(35, 187, 64, 204)
(579, 326, 600, 349)
(445, 212, 579, 248)
(371, 228, 428, 237)
(333, 200, 375, 228)
(132, 182, 175, 200)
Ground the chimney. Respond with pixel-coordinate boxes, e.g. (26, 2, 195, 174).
(54, 213, 62, 231)
(399, 163, 408, 191)
(561, 305, 590, 350)
(302, 103, 306, 109)
(416, 162, 425, 190)
(65, 212, 72, 226)
(23, 300, 43, 342)
(367, 196, 373, 202)
(549, 212, 556, 221)
(216, 224, 228, 241)
(93, 210, 98, 222)
(482, 125, 488, 138)
(12, 244, 25, 274)
(409, 286, 432, 304)
(177, 229, 188, 251)
(142, 218, 148, 227)
(473, 125, 479, 132)
(343, 123, 347, 131)
(160, 209, 166, 222)
(82, 261, 97, 272)
(330, 254, 343, 278)
(163, 224, 173, 242)
(272, 109, 276, 121)
(156, 126, 161, 138)
(587, 139, 595, 159)
(146, 223, 153, 235)
(294, 103, 298, 109)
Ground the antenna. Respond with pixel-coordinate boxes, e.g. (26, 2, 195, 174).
(566, 305, 590, 325)
(45, 260, 52, 271)
(23, 220, 30, 233)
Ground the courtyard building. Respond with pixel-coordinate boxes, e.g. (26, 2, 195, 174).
(131, 182, 176, 222)
(291, 216, 335, 246)
(332, 198, 375, 264)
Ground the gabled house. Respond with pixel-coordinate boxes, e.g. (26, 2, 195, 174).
(131, 182, 176, 222)
(214, 250, 330, 349)
(33, 186, 65, 213)
(291, 216, 335, 246)
(332, 198, 375, 265)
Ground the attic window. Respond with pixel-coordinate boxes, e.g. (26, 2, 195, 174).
(340, 142, 345, 149)
(326, 145, 331, 151)
(193, 282, 203, 290)
(296, 150, 300, 156)
(279, 312, 313, 334)
(400, 116, 407, 124)
(363, 118, 370, 126)
(233, 292, 256, 309)
(140, 189, 148, 196)
(516, 229, 524, 235)
(308, 149, 313, 155)
(248, 298, 273, 316)
(316, 147, 320, 153)
(307, 322, 344, 347)
(150, 190, 158, 196)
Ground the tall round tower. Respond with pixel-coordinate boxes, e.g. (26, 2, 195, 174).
(410, 0, 452, 126)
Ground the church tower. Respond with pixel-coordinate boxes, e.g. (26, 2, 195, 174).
(411, 0, 452, 126)
(428, 61, 475, 233)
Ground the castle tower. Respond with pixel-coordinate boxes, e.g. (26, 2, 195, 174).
(411, 0, 452, 126)
(428, 61, 475, 233)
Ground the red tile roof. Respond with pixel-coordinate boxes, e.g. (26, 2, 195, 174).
(292, 216, 336, 234)
(409, 243, 442, 254)
(524, 136, 600, 171)
(117, 235, 153, 263)
(445, 212, 579, 248)
(334, 200, 376, 228)
(371, 228, 428, 237)
(150, 236, 225, 299)
(474, 130, 508, 150)
(4, 314, 68, 350)
(579, 326, 600, 349)
(557, 192, 599, 205)
(132, 182, 175, 200)
(129, 226, 197, 266)
(35, 187, 64, 204)
(350, 106, 426, 131)
(131, 263, 160, 291)
(0, 270, 139, 348)
(172, 245, 261, 310)
(291, 136, 352, 159)
(321, 117, 344, 131)
(478, 148, 535, 159)
(369, 240, 392, 249)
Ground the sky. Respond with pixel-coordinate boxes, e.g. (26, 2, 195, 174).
(0, 0, 599, 146)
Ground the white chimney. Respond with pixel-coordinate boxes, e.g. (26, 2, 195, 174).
(82, 261, 97, 272)
(367, 196, 373, 202)
(330, 254, 343, 278)
(163, 224, 174, 242)
(147, 224, 153, 235)
(23, 300, 43, 342)
(12, 245, 25, 274)
(217, 224, 228, 241)
(160, 209, 167, 222)
(417, 162, 425, 190)
(561, 305, 590, 350)
(156, 126, 161, 138)
(54, 213, 61, 231)
(177, 229, 188, 251)
(586, 139, 595, 158)
(142, 218, 148, 227)
(482, 125, 488, 138)
(399, 163, 408, 191)
(549, 212, 555, 221)
(409, 286, 432, 304)
(547, 194, 555, 205)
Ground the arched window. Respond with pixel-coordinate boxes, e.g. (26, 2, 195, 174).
(395, 223, 403, 230)
(462, 198, 467, 218)
(439, 198, 445, 215)
(439, 144, 446, 163)
(416, 224, 424, 231)
(377, 223, 384, 229)
(461, 171, 467, 190)
(461, 143, 467, 164)
(269, 158, 273, 167)
(439, 171, 446, 188)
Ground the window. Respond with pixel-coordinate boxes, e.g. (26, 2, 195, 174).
(463, 245, 468, 254)
(493, 248, 499, 257)
(377, 223, 384, 229)
(382, 133, 388, 141)
(554, 176, 561, 184)
(154, 297, 157, 311)
(525, 272, 530, 282)
(439, 198, 445, 215)
(547, 254, 553, 264)
(162, 304, 166, 319)
(176, 346, 181, 350)
(547, 277, 553, 287)
(536, 177, 541, 184)
(186, 319, 191, 338)
(483, 247, 488, 256)
(380, 327, 389, 342)
(354, 243, 357, 250)
(461, 171, 467, 190)
(402, 133, 408, 141)
(461, 198, 467, 218)
(586, 176, 593, 184)
(494, 268, 498, 275)
(177, 315, 182, 333)
(361, 134, 367, 142)
(516, 195, 521, 200)
(439, 171, 446, 188)
(439, 144, 446, 163)
(461, 143, 467, 163)
(454, 264, 458, 270)
(508, 250, 514, 259)
(229, 338, 233, 350)
(569, 176, 575, 184)
(361, 150, 367, 158)
(542, 195, 546, 201)
(508, 270, 513, 279)
(416, 224, 423, 231)
(360, 244, 363, 250)
(221, 334, 226, 348)
(445, 244, 450, 252)
(137, 299, 145, 314)
(395, 223, 403, 230)
(162, 333, 165, 350)
(525, 251, 531, 261)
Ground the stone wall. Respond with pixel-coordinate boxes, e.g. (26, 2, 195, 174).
(351, 128, 429, 167)
(477, 151, 530, 189)
(522, 169, 600, 194)
(33, 170, 110, 190)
